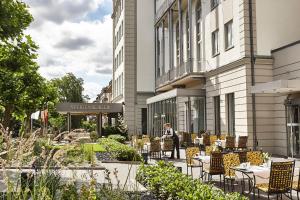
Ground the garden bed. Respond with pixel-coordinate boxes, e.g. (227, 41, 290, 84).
(136, 161, 248, 200)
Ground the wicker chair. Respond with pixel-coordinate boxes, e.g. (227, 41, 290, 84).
(223, 153, 240, 192)
(205, 146, 214, 156)
(225, 136, 236, 151)
(247, 151, 263, 166)
(149, 139, 161, 159)
(255, 161, 295, 199)
(142, 137, 150, 144)
(292, 168, 300, 200)
(162, 138, 173, 157)
(191, 133, 198, 145)
(220, 134, 227, 140)
(236, 151, 248, 163)
(237, 136, 248, 150)
(210, 135, 218, 145)
(203, 152, 224, 185)
(185, 147, 201, 178)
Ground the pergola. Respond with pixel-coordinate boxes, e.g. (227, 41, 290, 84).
(56, 102, 123, 136)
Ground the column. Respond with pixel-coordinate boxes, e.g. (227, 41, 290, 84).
(168, 9, 174, 72)
(188, 0, 193, 72)
(67, 113, 71, 132)
(162, 21, 165, 75)
(178, 0, 183, 72)
(96, 114, 103, 137)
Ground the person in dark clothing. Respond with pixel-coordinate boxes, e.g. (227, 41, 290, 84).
(163, 123, 180, 159)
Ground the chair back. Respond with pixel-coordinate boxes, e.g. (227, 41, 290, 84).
(223, 153, 240, 178)
(162, 139, 173, 151)
(203, 134, 210, 146)
(225, 136, 236, 149)
(238, 136, 248, 149)
(219, 134, 227, 140)
(185, 147, 200, 165)
(191, 133, 197, 143)
(237, 151, 248, 163)
(205, 146, 213, 156)
(210, 135, 218, 145)
(150, 139, 161, 152)
(268, 161, 295, 193)
(210, 152, 224, 174)
(142, 137, 150, 144)
(247, 151, 264, 166)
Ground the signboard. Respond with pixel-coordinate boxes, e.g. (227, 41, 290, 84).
(56, 103, 123, 114)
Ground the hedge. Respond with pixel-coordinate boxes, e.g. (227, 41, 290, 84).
(108, 134, 126, 143)
(136, 161, 248, 200)
(98, 138, 141, 161)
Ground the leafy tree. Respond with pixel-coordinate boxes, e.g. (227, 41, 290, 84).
(51, 73, 87, 129)
(0, 0, 33, 40)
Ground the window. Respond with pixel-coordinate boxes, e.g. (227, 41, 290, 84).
(214, 96, 221, 135)
(212, 29, 219, 56)
(226, 93, 235, 136)
(186, 12, 190, 58)
(211, 0, 219, 10)
(196, 1, 202, 62)
(225, 20, 233, 49)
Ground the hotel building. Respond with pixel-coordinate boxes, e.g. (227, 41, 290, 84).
(146, 0, 300, 157)
(111, 0, 155, 135)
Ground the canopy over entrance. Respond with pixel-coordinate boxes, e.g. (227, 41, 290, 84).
(56, 103, 123, 136)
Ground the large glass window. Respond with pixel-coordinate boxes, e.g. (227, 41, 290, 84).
(211, 0, 219, 10)
(226, 93, 235, 136)
(214, 96, 221, 135)
(225, 20, 233, 50)
(196, 1, 202, 63)
(212, 29, 219, 56)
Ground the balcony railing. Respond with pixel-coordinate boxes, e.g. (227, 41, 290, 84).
(155, 0, 176, 23)
(156, 59, 201, 88)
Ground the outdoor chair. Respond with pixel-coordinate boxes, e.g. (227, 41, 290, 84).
(149, 139, 161, 159)
(203, 152, 224, 185)
(191, 133, 198, 145)
(292, 168, 300, 200)
(202, 134, 210, 149)
(255, 161, 295, 200)
(185, 147, 201, 178)
(131, 135, 138, 147)
(237, 136, 248, 150)
(225, 136, 236, 151)
(247, 151, 263, 166)
(223, 153, 240, 192)
(219, 134, 227, 140)
(161, 138, 173, 157)
(142, 137, 150, 144)
(236, 151, 248, 163)
(210, 135, 218, 145)
(205, 146, 213, 156)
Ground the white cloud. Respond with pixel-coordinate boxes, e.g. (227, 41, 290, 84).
(24, 0, 113, 100)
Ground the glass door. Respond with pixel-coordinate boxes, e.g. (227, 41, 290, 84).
(287, 105, 300, 157)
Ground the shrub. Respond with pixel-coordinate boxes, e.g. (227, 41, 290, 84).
(136, 161, 248, 200)
(90, 131, 99, 142)
(108, 134, 126, 143)
(98, 138, 141, 161)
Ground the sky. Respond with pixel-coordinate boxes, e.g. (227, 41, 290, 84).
(23, 0, 113, 101)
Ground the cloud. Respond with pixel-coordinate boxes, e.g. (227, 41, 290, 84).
(54, 36, 94, 50)
(24, 0, 113, 100)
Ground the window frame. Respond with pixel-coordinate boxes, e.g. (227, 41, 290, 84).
(224, 20, 234, 50)
(196, 1, 202, 63)
(214, 96, 221, 135)
(212, 29, 219, 57)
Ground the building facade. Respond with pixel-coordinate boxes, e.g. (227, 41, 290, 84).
(147, 0, 300, 157)
(111, 0, 155, 135)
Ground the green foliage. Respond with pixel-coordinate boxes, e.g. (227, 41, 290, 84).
(98, 138, 141, 161)
(136, 161, 248, 200)
(49, 114, 66, 132)
(108, 134, 126, 144)
(0, 0, 33, 40)
(81, 120, 97, 132)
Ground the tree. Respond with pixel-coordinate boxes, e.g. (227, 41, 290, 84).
(0, 0, 33, 40)
(51, 73, 87, 129)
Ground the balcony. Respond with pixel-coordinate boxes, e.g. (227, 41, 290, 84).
(155, 0, 176, 23)
(155, 60, 205, 91)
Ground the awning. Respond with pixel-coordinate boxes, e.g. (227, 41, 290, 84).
(147, 88, 205, 104)
(251, 80, 300, 94)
